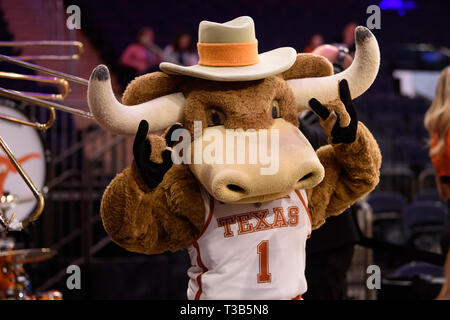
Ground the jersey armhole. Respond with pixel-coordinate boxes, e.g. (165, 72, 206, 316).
(189, 187, 215, 245)
(294, 189, 312, 237)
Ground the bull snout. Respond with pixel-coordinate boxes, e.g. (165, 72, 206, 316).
(211, 157, 323, 203)
(188, 118, 325, 204)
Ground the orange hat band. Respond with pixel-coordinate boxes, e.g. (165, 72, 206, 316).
(197, 41, 259, 67)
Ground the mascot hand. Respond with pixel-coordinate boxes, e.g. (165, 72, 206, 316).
(133, 120, 181, 189)
(308, 79, 358, 144)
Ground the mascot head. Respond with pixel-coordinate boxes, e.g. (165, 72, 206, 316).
(88, 16, 379, 203)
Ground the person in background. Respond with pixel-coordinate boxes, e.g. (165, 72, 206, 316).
(303, 34, 324, 53)
(437, 251, 450, 300)
(425, 66, 450, 208)
(119, 27, 163, 87)
(300, 44, 359, 300)
(163, 32, 198, 66)
(333, 22, 357, 56)
(313, 44, 353, 74)
(424, 66, 450, 299)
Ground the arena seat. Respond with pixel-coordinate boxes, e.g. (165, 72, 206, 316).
(395, 138, 430, 167)
(390, 261, 443, 280)
(403, 201, 448, 253)
(405, 114, 429, 138)
(374, 168, 416, 201)
(379, 261, 443, 300)
(404, 201, 447, 231)
(418, 168, 437, 191)
(367, 191, 408, 214)
(415, 189, 444, 204)
(367, 192, 408, 245)
(372, 113, 406, 137)
(376, 136, 394, 167)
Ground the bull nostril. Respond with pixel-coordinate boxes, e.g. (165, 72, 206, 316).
(298, 172, 313, 182)
(227, 184, 245, 193)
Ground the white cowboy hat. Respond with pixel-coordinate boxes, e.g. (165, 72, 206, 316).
(159, 16, 297, 82)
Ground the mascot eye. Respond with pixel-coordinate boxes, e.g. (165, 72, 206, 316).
(271, 100, 281, 119)
(206, 108, 225, 127)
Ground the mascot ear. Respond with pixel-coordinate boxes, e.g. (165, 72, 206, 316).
(122, 72, 184, 106)
(281, 53, 333, 80)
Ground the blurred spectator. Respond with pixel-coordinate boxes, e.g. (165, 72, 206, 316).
(312, 44, 352, 74)
(425, 66, 450, 301)
(119, 27, 163, 87)
(436, 251, 450, 300)
(303, 34, 324, 53)
(424, 65, 450, 252)
(163, 33, 198, 66)
(334, 22, 357, 55)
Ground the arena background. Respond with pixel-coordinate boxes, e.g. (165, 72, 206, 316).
(0, 0, 449, 299)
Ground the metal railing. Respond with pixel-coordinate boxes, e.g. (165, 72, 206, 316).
(10, 104, 134, 292)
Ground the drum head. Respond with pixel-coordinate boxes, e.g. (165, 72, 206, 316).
(0, 104, 46, 227)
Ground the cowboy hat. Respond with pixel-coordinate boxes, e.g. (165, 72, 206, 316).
(159, 16, 297, 82)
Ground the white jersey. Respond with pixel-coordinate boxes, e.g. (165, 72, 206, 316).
(187, 188, 311, 300)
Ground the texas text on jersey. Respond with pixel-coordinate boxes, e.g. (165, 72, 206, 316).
(187, 189, 312, 300)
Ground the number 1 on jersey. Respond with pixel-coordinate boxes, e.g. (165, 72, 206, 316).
(257, 240, 272, 283)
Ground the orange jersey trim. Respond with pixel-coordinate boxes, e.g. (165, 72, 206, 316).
(192, 240, 207, 300)
(191, 197, 214, 300)
(294, 190, 312, 238)
(431, 130, 450, 177)
(190, 196, 214, 246)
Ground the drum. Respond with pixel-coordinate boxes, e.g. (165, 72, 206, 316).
(0, 102, 46, 229)
(0, 242, 55, 299)
(35, 290, 63, 300)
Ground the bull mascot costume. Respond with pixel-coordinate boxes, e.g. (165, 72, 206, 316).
(87, 16, 381, 300)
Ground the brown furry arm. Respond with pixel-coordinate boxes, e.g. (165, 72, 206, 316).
(100, 163, 205, 254)
(307, 122, 381, 229)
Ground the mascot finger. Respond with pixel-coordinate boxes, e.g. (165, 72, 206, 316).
(163, 123, 183, 148)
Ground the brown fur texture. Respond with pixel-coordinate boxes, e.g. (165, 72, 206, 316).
(100, 52, 381, 254)
(282, 53, 334, 80)
(147, 135, 166, 163)
(101, 163, 205, 254)
(181, 76, 298, 134)
(307, 122, 382, 229)
(122, 72, 184, 106)
(101, 122, 381, 253)
(121, 53, 333, 136)
(324, 99, 351, 128)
